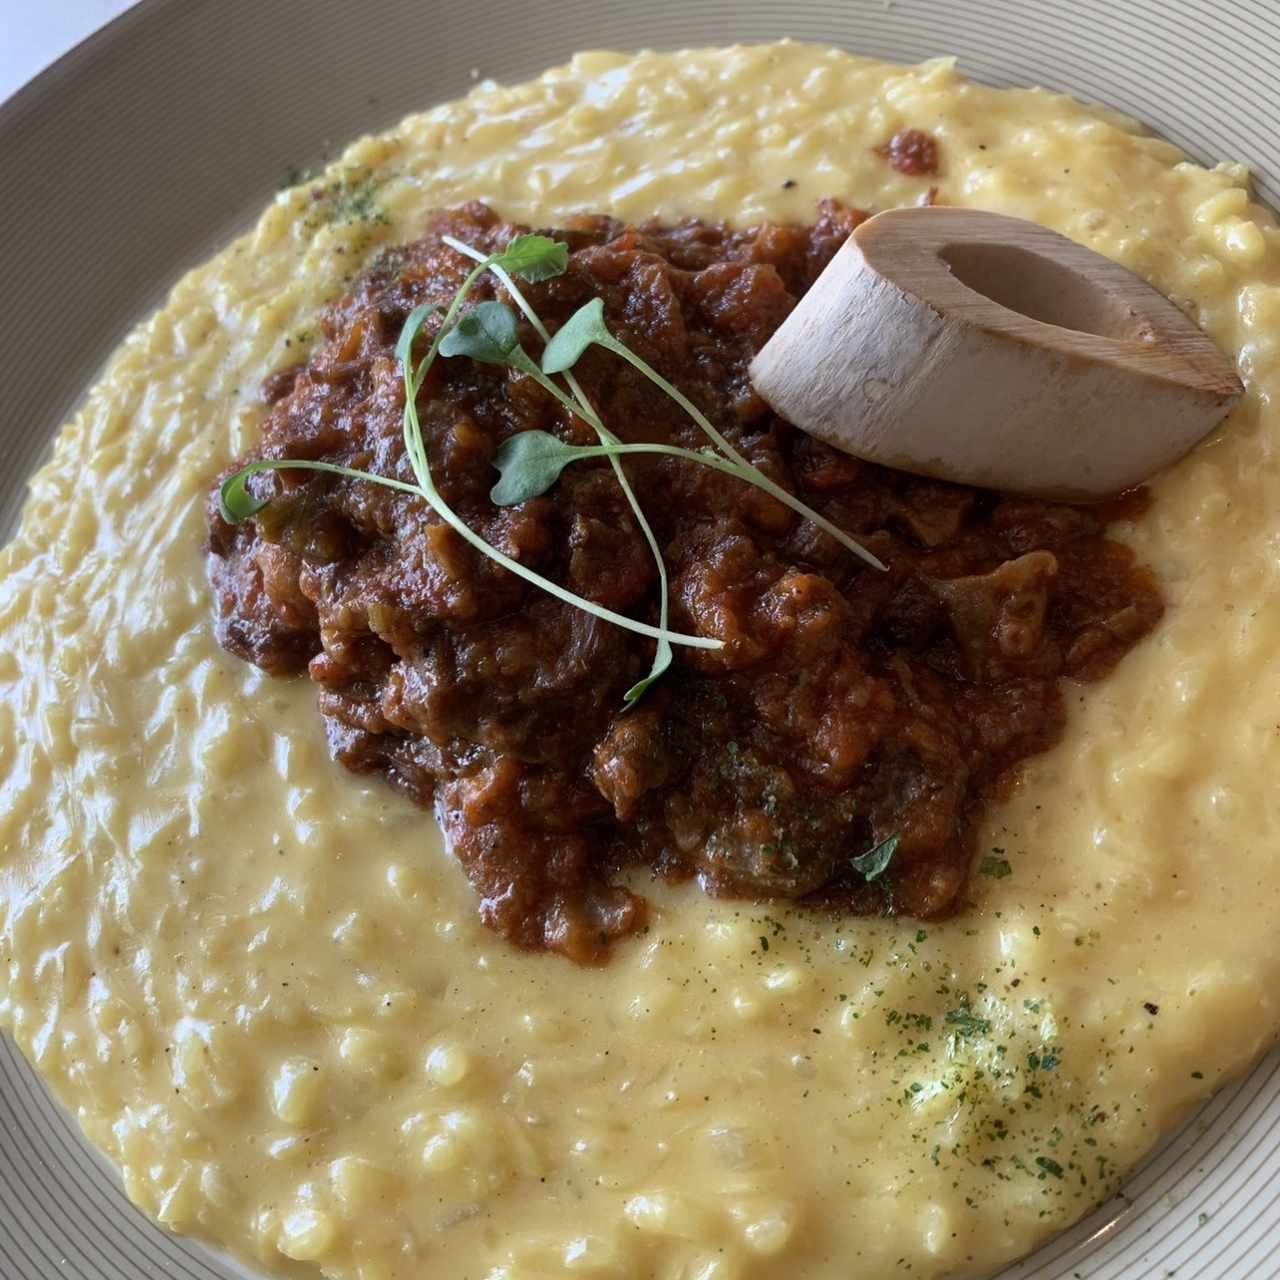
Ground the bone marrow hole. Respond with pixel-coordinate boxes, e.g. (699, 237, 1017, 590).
(940, 242, 1148, 341)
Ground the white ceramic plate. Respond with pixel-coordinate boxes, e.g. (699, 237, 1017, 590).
(2, 1, 1278, 1276)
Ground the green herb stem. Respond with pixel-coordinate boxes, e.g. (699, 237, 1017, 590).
(603, 334, 886, 570)
(600, 336, 750, 470)
(219, 458, 423, 522)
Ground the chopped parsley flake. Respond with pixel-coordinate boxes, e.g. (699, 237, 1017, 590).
(852, 834, 899, 881)
(979, 854, 1012, 879)
(945, 1009, 991, 1038)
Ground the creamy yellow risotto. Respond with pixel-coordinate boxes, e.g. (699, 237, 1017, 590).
(2, 42, 1279, 1280)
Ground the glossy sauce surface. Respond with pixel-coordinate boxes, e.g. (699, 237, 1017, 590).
(2, 43, 1279, 1280)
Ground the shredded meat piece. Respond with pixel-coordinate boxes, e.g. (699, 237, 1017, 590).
(207, 201, 1164, 962)
(930, 551, 1060, 681)
(875, 128, 940, 176)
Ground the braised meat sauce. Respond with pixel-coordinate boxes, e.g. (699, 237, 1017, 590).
(207, 201, 1163, 962)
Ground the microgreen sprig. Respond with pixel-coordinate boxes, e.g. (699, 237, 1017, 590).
(394, 234, 567, 409)
(543, 298, 886, 573)
(431, 302, 876, 576)
(441, 235, 673, 704)
(544, 297, 750, 469)
(437, 240, 882, 575)
(218, 226, 887, 709)
(394, 296, 720, 655)
(219, 236, 720, 663)
(219, 459, 422, 521)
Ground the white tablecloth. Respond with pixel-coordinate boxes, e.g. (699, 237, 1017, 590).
(0, 0, 138, 105)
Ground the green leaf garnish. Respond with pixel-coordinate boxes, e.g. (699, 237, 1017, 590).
(227, 224, 887, 711)
(439, 300, 522, 365)
(220, 465, 270, 522)
(398, 233, 566, 409)
(497, 233, 569, 283)
(454, 226, 887, 698)
(490, 429, 889, 545)
(622, 645, 673, 707)
(490, 430, 580, 506)
(851, 834, 899, 882)
(542, 297, 610, 374)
